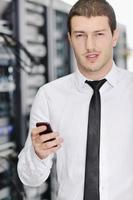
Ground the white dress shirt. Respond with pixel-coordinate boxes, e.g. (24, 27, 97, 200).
(18, 63, 133, 200)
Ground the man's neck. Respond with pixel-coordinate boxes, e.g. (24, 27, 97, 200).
(79, 63, 113, 80)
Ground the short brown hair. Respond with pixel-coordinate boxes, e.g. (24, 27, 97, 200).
(67, 0, 117, 35)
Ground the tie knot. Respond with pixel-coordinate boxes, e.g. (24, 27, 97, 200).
(85, 79, 106, 90)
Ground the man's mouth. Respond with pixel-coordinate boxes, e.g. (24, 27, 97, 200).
(85, 53, 99, 62)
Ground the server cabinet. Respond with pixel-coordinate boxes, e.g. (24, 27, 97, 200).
(113, 24, 127, 69)
(15, 0, 73, 199)
(0, 0, 24, 199)
(48, 0, 73, 81)
(16, 1, 51, 199)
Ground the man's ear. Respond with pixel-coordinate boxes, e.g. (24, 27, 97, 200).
(112, 28, 120, 47)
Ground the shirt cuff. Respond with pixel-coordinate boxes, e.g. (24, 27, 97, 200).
(18, 145, 54, 186)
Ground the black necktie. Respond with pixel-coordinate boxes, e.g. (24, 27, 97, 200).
(83, 79, 106, 200)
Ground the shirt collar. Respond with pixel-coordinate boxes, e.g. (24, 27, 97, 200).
(74, 62, 121, 89)
(105, 62, 121, 87)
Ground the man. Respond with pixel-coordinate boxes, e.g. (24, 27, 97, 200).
(17, 0, 133, 200)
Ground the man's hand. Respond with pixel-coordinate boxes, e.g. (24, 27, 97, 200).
(31, 125, 63, 159)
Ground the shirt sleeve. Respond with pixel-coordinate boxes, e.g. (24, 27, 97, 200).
(17, 86, 53, 186)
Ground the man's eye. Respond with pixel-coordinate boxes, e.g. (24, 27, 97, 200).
(76, 34, 83, 37)
(96, 33, 104, 36)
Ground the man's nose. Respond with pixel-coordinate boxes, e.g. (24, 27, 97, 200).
(86, 35, 96, 51)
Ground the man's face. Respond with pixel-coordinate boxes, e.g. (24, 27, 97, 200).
(68, 16, 119, 79)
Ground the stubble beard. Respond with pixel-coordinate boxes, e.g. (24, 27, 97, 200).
(78, 57, 112, 78)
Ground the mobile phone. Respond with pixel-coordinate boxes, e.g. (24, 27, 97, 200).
(36, 122, 53, 135)
(36, 122, 56, 144)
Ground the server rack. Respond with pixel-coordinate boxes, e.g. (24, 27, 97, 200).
(14, 0, 72, 199)
(16, 0, 73, 150)
(113, 24, 127, 69)
(15, 0, 50, 152)
(0, 0, 24, 199)
(16, 1, 51, 199)
(48, 0, 73, 81)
